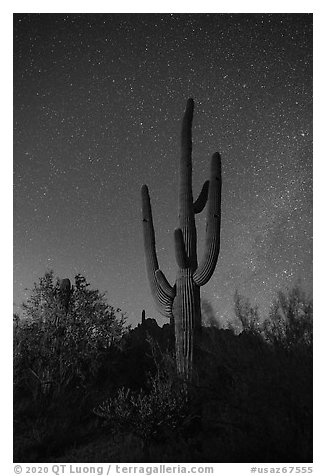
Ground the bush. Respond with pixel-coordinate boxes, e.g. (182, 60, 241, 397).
(262, 285, 312, 352)
(14, 279, 312, 463)
(94, 342, 193, 445)
(234, 290, 261, 334)
(14, 271, 128, 400)
(13, 271, 129, 461)
(95, 373, 189, 443)
(233, 285, 312, 351)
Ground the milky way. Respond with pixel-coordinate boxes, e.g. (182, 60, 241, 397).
(13, 13, 312, 326)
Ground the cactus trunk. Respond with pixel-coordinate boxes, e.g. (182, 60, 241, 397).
(173, 269, 201, 380)
(141, 98, 222, 382)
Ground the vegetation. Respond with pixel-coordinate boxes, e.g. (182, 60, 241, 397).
(142, 98, 221, 381)
(14, 273, 312, 463)
(13, 271, 128, 461)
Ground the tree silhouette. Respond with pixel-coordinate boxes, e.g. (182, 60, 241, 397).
(14, 271, 128, 397)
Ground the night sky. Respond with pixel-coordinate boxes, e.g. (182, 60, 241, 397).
(13, 13, 313, 327)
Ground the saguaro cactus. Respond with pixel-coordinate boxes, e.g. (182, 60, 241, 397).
(141, 98, 222, 381)
(59, 278, 71, 314)
(141, 309, 146, 324)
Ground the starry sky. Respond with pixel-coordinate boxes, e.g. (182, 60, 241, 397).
(13, 13, 313, 327)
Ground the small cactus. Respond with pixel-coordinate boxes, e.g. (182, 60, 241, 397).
(141, 98, 222, 381)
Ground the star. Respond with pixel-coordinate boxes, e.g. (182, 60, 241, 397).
(14, 13, 312, 326)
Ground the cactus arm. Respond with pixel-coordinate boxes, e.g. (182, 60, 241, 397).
(174, 228, 188, 269)
(141, 184, 174, 318)
(193, 180, 209, 214)
(155, 288, 174, 318)
(193, 152, 222, 287)
(155, 269, 175, 299)
(141, 184, 159, 272)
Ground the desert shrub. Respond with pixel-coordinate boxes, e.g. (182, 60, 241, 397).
(14, 271, 130, 462)
(201, 298, 221, 328)
(234, 290, 261, 334)
(14, 279, 312, 463)
(94, 344, 193, 446)
(95, 371, 190, 443)
(262, 285, 312, 352)
(233, 285, 312, 351)
(14, 271, 128, 400)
